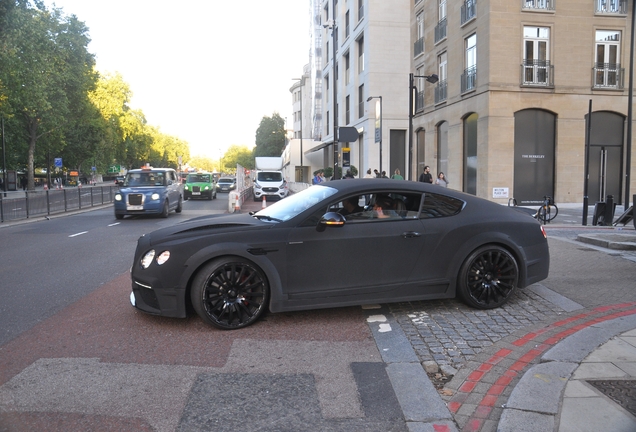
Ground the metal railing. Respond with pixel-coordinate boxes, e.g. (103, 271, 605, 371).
(593, 63, 624, 89)
(521, 60, 554, 87)
(461, 0, 476, 25)
(1, 186, 117, 223)
(435, 18, 447, 43)
(522, 0, 556, 10)
(414, 37, 424, 57)
(596, 0, 627, 14)
(435, 80, 448, 104)
(461, 65, 477, 93)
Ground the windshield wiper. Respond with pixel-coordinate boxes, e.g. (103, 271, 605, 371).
(253, 214, 284, 223)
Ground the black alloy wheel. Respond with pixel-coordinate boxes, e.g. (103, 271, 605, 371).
(160, 200, 169, 218)
(191, 258, 270, 329)
(458, 245, 519, 309)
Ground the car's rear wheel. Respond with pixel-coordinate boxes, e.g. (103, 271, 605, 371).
(176, 196, 183, 213)
(191, 258, 270, 330)
(457, 245, 518, 309)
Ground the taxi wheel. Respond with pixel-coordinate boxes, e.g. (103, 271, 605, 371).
(161, 200, 169, 218)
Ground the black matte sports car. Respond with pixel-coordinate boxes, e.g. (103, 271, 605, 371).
(129, 179, 549, 329)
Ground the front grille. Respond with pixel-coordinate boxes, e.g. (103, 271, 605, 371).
(193, 186, 201, 192)
(263, 187, 278, 193)
(138, 286, 159, 309)
(128, 194, 144, 205)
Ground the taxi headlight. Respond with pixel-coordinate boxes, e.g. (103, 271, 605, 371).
(184, 185, 190, 190)
(115, 193, 122, 201)
(141, 250, 155, 269)
(204, 186, 209, 190)
(151, 193, 160, 200)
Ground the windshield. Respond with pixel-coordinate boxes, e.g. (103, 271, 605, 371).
(257, 172, 283, 182)
(255, 185, 337, 222)
(187, 174, 210, 183)
(218, 178, 234, 184)
(125, 171, 165, 187)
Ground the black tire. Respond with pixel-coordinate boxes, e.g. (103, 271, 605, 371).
(190, 258, 270, 330)
(176, 196, 183, 213)
(457, 245, 519, 309)
(160, 200, 169, 218)
(115, 213, 124, 220)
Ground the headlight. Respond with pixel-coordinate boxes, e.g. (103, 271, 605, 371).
(185, 185, 190, 190)
(141, 250, 155, 269)
(254, 184, 262, 190)
(156, 251, 170, 265)
(151, 193, 160, 200)
(204, 186, 209, 190)
(115, 194, 122, 201)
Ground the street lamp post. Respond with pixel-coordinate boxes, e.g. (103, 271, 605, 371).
(408, 73, 439, 181)
(292, 77, 304, 183)
(367, 96, 383, 174)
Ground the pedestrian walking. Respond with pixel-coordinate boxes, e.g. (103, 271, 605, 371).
(391, 169, 404, 180)
(418, 166, 433, 183)
(364, 169, 374, 179)
(436, 172, 449, 187)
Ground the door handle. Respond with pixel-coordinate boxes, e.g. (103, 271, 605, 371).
(402, 231, 421, 238)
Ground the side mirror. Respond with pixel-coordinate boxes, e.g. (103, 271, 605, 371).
(317, 212, 346, 232)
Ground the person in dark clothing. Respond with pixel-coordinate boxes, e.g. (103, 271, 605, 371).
(418, 165, 433, 183)
(338, 196, 364, 216)
(20, 177, 27, 190)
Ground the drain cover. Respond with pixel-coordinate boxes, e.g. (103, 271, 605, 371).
(587, 380, 636, 417)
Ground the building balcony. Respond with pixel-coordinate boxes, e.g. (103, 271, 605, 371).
(461, 66, 477, 93)
(593, 63, 624, 89)
(522, 0, 555, 11)
(596, 0, 627, 14)
(521, 60, 554, 87)
(461, 0, 476, 25)
(435, 18, 447, 44)
(414, 37, 424, 57)
(415, 90, 425, 114)
(435, 80, 448, 104)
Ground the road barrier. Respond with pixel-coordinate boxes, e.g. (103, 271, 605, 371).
(0, 186, 117, 223)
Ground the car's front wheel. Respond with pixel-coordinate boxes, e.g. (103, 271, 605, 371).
(160, 200, 169, 218)
(457, 245, 518, 309)
(191, 258, 270, 330)
(176, 196, 183, 213)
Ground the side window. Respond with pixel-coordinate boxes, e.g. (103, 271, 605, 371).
(419, 192, 465, 219)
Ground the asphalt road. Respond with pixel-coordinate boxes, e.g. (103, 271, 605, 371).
(1, 194, 635, 432)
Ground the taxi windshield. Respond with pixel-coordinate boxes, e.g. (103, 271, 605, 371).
(125, 172, 165, 187)
(187, 174, 210, 183)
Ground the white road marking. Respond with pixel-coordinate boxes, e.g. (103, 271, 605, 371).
(68, 231, 88, 237)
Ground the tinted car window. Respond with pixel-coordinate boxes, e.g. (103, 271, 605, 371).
(419, 192, 465, 219)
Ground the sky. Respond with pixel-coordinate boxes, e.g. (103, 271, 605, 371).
(46, 0, 311, 159)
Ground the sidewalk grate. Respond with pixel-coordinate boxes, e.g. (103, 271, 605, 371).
(587, 379, 636, 417)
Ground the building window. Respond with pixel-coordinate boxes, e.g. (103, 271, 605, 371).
(522, 0, 555, 10)
(346, 95, 350, 124)
(358, 36, 365, 74)
(435, 0, 447, 43)
(345, 52, 350, 85)
(522, 26, 553, 86)
(461, 0, 476, 25)
(596, 0, 627, 13)
(414, 11, 425, 57)
(345, 10, 350, 38)
(415, 67, 426, 113)
(594, 30, 624, 89)
(325, 75, 329, 103)
(462, 33, 477, 92)
(358, 84, 364, 118)
(358, 0, 364, 21)
(435, 52, 448, 103)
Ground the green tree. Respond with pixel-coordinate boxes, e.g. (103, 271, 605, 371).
(222, 144, 253, 173)
(253, 113, 285, 158)
(0, 3, 97, 189)
(187, 155, 219, 173)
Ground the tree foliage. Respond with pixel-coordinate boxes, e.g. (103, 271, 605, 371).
(222, 144, 253, 173)
(0, 2, 191, 188)
(253, 113, 285, 158)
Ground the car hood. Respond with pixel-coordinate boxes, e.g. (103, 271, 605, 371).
(119, 186, 163, 193)
(141, 213, 268, 246)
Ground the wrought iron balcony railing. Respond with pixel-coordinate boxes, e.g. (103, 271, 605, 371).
(461, 0, 476, 25)
(414, 37, 424, 57)
(593, 63, 624, 89)
(522, 0, 555, 10)
(596, 0, 627, 14)
(435, 18, 447, 43)
(435, 80, 448, 104)
(521, 60, 554, 87)
(461, 66, 477, 93)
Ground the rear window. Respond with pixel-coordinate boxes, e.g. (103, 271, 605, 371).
(419, 192, 465, 218)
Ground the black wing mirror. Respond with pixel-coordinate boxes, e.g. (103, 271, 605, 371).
(317, 212, 346, 232)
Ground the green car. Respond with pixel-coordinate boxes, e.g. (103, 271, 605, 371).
(184, 172, 217, 200)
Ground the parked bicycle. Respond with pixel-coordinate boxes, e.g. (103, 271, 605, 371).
(536, 195, 558, 224)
